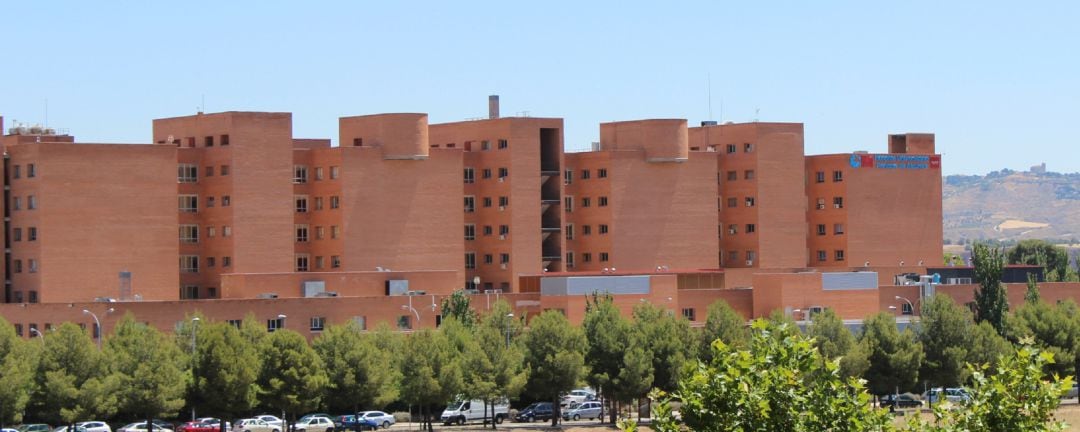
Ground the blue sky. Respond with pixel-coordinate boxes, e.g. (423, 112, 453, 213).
(1, 1, 1076, 175)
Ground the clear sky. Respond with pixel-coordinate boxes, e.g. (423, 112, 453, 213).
(1, 1, 1076, 175)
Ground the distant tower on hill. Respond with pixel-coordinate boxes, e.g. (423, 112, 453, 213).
(1030, 162, 1047, 174)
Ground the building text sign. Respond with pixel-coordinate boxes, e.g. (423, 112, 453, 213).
(850, 154, 940, 169)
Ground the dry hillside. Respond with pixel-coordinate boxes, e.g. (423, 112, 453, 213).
(944, 169, 1080, 243)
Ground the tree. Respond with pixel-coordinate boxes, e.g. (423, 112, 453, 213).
(582, 293, 632, 423)
(806, 309, 868, 379)
(31, 322, 118, 425)
(973, 242, 1009, 335)
(967, 321, 1013, 369)
(313, 322, 400, 413)
(106, 315, 187, 422)
(632, 303, 694, 392)
(257, 329, 329, 426)
(649, 320, 892, 432)
(917, 295, 974, 387)
(190, 321, 261, 418)
(523, 310, 586, 427)
(1009, 300, 1080, 377)
(915, 343, 1073, 432)
(1007, 239, 1070, 281)
(441, 290, 479, 328)
(471, 301, 528, 429)
(398, 328, 463, 432)
(1025, 273, 1041, 304)
(860, 313, 923, 396)
(0, 317, 35, 427)
(698, 300, 749, 365)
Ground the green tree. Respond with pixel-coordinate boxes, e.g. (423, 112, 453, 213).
(973, 242, 1009, 335)
(1009, 300, 1080, 377)
(860, 313, 924, 396)
(650, 320, 893, 432)
(472, 301, 528, 429)
(918, 295, 974, 387)
(915, 342, 1073, 432)
(441, 290, 479, 328)
(258, 329, 329, 425)
(632, 303, 694, 392)
(189, 321, 261, 418)
(106, 315, 187, 422)
(698, 300, 749, 364)
(31, 322, 118, 425)
(398, 328, 463, 431)
(1007, 239, 1070, 281)
(523, 310, 587, 427)
(1025, 273, 1041, 304)
(967, 321, 1013, 369)
(806, 309, 868, 379)
(582, 293, 632, 423)
(313, 322, 400, 413)
(0, 317, 35, 427)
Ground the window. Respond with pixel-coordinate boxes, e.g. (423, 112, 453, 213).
(499, 225, 509, 236)
(482, 168, 492, 179)
(682, 308, 697, 321)
(815, 171, 825, 183)
(205, 136, 214, 147)
(206, 257, 216, 267)
(310, 166, 322, 181)
(500, 253, 510, 264)
(833, 197, 844, 209)
(12, 165, 20, 179)
(296, 225, 309, 242)
(599, 224, 609, 234)
(484, 254, 494, 264)
(599, 252, 609, 262)
(834, 250, 846, 261)
(481, 140, 491, 151)
(816, 198, 826, 210)
(182, 285, 199, 299)
(12, 228, 21, 242)
(220, 134, 230, 146)
(464, 224, 476, 241)
(180, 225, 199, 243)
(582, 197, 591, 208)
(901, 303, 914, 315)
(296, 254, 310, 272)
(565, 224, 574, 240)
(498, 167, 508, 179)
(12, 197, 20, 210)
(465, 252, 476, 269)
(498, 139, 508, 149)
(817, 224, 826, 236)
(728, 224, 738, 235)
(14, 324, 22, 337)
(267, 317, 285, 332)
(296, 196, 308, 213)
(315, 255, 325, 270)
(179, 195, 198, 213)
(464, 168, 475, 184)
(744, 143, 754, 153)
(746, 224, 755, 233)
(331, 256, 341, 269)
(583, 225, 592, 235)
(583, 253, 592, 263)
(226, 319, 242, 328)
(833, 170, 843, 182)
(747, 250, 757, 263)
(817, 251, 828, 262)
(566, 252, 575, 268)
(331, 225, 340, 239)
(178, 164, 197, 183)
(483, 197, 493, 208)
(464, 196, 475, 213)
(353, 138, 364, 146)
(330, 166, 340, 179)
(483, 225, 493, 236)
(180, 255, 199, 273)
(564, 169, 573, 185)
(726, 144, 737, 154)
(397, 315, 412, 330)
(745, 197, 756, 207)
(293, 165, 308, 184)
(27, 164, 36, 178)
(834, 224, 845, 235)
(310, 317, 326, 332)
(728, 250, 739, 262)
(498, 196, 509, 207)
(581, 169, 591, 180)
(598, 168, 608, 178)
(206, 196, 215, 208)
(744, 170, 755, 180)
(330, 196, 340, 209)
(564, 196, 573, 213)
(205, 166, 214, 177)
(223, 256, 231, 267)
(222, 196, 231, 206)
(316, 226, 325, 239)
(27, 227, 37, 241)
(727, 198, 737, 208)
(727, 171, 737, 181)
(598, 197, 608, 207)
(13, 260, 21, 273)
(223, 226, 232, 237)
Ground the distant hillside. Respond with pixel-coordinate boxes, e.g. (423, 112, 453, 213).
(944, 169, 1080, 244)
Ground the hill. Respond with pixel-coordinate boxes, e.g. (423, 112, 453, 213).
(944, 169, 1080, 244)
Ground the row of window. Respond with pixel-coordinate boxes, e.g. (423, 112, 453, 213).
(178, 195, 232, 212)
(178, 164, 231, 183)
(564, 224, 608, 240)
(564, 251, 610, 267)
(723, 224, 756, 235)
(463, 167, 510, 183)
(563, 168, 608, 185)
(815, 197, 844, 210)
(720, 197, 757, 209)
(726, 250, 758, 265)
(721, 170, 755, 182)
(10, 195, 38, 211)
(463, 280, 512, 291)
(293, 165, 342, 184)
(164, 134, 230, 148)
(11, 227, 39, 242)
(178, 225, 233, 243)
(295, 225, 343, 242)
(815, 223, 846, 235)
(814, 170, 844, 183)
(295, 254, 341, 272)
(10, 290, 39, 304)
(560, 196, 608, 213)
(10, 164, 37, 179)
(11, 258, 39, 274)
(463, 196, 510, 212)
(817, 250, 846, 262)
(180, 285, 219, 299)
(464, 224, 510, 240)
(295, 195, 341, 212)
(464, 252, 512, 269)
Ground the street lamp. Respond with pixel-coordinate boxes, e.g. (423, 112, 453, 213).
(82, 308, 113, 350)
(276, 314, 287, 331)
(191, 317, 200, 421)
(401, 296, 420, 330)
(505, 313, 514, 348)
(29, 327, 45, 344)
(895, 296, 916, 315)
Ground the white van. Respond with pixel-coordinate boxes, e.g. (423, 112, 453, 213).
(440, 399, 510, 425)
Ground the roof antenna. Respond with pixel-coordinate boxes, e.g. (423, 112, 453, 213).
(707, 73, 713, 121)
(44, 98, 48, 128)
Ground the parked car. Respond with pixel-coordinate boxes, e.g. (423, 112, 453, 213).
(194, 419, 228, 430)
(233, 419, 278, 432)
(562, 401, 602, 421)
(117, 423, 173, 432)
(922, 387, 971, 404)
(52, 427, 87, 432)
(296, 415, 331, 424)
(331, 416, 357, 432)
(18, 425, 51, 432)
(252, 417, 282, 429)
(185, 423, 224, 432)
(514, 402, 555, 423)
(76, 422, 111, 432)
(561, 389, 596, 407)
(1064, 382, 1079, 399)
(292, 417, 333, 432)
(356, 412, 394, 430)
(880, 393, 924, 409)
(4, 427, 19, 432)
(441, 399, 509, 426)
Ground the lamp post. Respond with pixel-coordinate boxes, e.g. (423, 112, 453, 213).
(82, 309, 107, 350)
(29, 327, 45, 344)
(277, 314, 287, 331)
(191, 317, 200, 421)
(895, 295, 916, 315)
(505, 313, 514, 348)
(401, 296, 420, 330)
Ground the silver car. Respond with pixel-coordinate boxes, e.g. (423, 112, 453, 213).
(562, 401, 603, 421)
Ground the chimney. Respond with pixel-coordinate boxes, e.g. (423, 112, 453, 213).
(488, 95, 500, 119)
